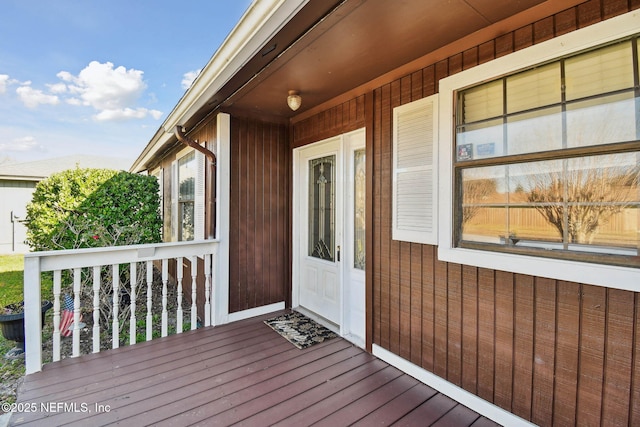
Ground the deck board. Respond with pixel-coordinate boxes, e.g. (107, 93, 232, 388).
(12, 311, 499, 426)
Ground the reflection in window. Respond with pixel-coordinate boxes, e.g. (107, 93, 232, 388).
(354, 149, 366, 270)
(456, 37, 640, 266)
(178, 152, 195, 241)
(309, 155, 335, 261)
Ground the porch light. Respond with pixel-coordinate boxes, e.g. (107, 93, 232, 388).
(287, 90, 302, 111)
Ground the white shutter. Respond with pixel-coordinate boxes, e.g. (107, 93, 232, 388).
(392, 94, 438, 244)
(194, 151, 205, 240)
(171, 161, 178, 242)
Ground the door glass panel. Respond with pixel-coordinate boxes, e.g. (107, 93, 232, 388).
(354, 149, 366, 270)
(309, 155, 335, 261)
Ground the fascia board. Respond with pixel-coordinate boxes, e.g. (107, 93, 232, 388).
(131, 0, 308, 173)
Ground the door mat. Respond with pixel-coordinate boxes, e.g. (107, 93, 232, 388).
(264, 311, 338, 349)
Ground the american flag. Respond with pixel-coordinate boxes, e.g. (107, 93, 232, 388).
(59, 294, 76, 337)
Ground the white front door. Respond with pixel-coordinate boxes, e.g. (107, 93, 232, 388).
(293, 129, 366, 346)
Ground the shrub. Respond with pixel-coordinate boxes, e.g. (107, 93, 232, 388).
(25, 167, 161, 251)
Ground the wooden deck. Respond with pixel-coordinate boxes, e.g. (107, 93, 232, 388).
(12, 311, 500, 426)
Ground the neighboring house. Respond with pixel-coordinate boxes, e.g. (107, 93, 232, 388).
(0, 155, 131, 254)
(129, 1, 640, 425)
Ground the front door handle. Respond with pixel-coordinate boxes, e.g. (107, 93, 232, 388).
(337, 245, 341, 262)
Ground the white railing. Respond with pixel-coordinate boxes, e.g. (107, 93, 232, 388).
(23, 240, 218, 374)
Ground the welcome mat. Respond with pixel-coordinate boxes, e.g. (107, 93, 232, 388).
(264, 311, 338, 349)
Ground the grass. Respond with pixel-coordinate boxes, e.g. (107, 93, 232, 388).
(0, 255, 26, 307)
(0, 255, 53, 406)
(0, 254, 27, 406)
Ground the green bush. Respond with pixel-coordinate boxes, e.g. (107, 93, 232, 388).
(25, 167, 161, 251)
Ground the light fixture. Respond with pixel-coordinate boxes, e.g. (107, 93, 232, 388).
(287, 90, 302, 111)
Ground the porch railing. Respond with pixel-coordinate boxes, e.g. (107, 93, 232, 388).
(23, 240, 218, 374)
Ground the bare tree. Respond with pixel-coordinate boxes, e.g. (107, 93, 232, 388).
(462, 178, 497, 223)
(527, 159, 639, 244)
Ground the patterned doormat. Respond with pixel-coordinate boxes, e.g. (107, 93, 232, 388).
(264, 311, 338, 349)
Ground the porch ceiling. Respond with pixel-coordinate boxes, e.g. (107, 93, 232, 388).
(185, 0, 547, 128)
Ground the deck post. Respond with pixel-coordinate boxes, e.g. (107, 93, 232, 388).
(24, 255, 42, 374)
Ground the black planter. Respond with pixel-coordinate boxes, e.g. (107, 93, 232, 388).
(0, 301, 53, 352)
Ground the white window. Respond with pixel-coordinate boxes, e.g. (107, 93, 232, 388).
(172, 149, 205, 241)
(438, 11, 640, 290)
(392, 94, 438, 244)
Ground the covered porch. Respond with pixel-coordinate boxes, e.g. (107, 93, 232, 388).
(12, 311, 498, 426)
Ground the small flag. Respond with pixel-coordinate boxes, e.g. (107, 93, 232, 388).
(59, 294, 78, 337)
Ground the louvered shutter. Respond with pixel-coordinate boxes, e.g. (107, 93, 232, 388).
(194, 151, 205, 240)
(392, 94, 438, 244)
(170, 161, 178, 242)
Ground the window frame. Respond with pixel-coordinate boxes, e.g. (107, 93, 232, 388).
(437, 11, 640, 291)
(171, 147, 205, 242)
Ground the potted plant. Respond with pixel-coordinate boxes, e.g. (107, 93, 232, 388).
(0, 300, 53, 358)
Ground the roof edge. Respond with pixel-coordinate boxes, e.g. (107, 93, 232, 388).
(131, 0, 308, 173)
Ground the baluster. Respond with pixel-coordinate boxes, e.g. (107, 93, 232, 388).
(190, 256, 197, 330)
(72, 268, 81, 357)
(52, 270, 61, 362)
(176, 257, 183, 334)
(204, 254, 211, 327)
(146, 260, 153, 341)
(92, 266, 100, 353)
(129, 262, 137, 345)
(112, 264, 119, 349)
(161, 259, 168, 337)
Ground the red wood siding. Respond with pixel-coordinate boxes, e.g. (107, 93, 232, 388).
(293, 1, 640, 425)
(229, 117, 290, 313)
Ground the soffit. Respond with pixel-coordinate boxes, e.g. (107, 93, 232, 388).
(214, 0, 548, 120)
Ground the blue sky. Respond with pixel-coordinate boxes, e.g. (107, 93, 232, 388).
(0, 0, 251, 166)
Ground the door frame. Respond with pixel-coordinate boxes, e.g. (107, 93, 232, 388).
(292, 128, 366, 347)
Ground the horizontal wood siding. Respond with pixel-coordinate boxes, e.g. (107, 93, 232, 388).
(295, 1, 640, 425)
(229, 117, 289, 313)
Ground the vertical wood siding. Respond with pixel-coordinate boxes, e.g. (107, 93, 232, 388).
(294, 1, 640, 425)
(229, 117, 290, 313)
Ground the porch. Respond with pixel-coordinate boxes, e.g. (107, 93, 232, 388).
(12, 311, 498, 426)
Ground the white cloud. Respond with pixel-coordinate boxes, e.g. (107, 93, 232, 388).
(59, 61, 146, 110)
(94, 107, 162, 122)
(16, 84, 60, 108)
(0, 75, 8, 94)
(181, 69, 201, 90)
(54, 61, 163, 121)
(47, 82, 67, 94)
(0, 136, 45, 153)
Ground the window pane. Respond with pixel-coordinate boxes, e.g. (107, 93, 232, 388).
(506, 62, 560, 114)
(178, 152, 195, 201)
(461, 154, 640, 257)
(309, 155, 335, 261)
(565, 41, 634, 101)
(506, 106, 563, 154)
(457, 119, 503, 160)
(461, 166, 507, 243)
(354, 149, 366, 270)
(566, 92, 637, 147)
(460, 80, 503, 123)
(180, 201, 194, 241)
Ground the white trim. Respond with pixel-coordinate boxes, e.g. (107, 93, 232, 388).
(227, 302, 285, 323)
(214, 113, 231, 326)
(438, 10, 640, 291)
(372, 345, 535, 427)
(293, 128, 367, 346)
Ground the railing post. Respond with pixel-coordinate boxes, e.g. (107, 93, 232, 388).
(24, 255, 42, 374)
